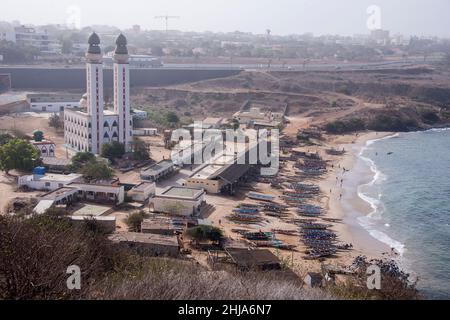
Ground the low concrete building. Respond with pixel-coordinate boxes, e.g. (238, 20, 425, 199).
(109, 232, 179, 257)
(131, 109, 148, 119)
(141, 217, 178, 235)
(68, 182, 125, 205)
(151, 186, 206, 217)
(27, 93, 81, 112)
(226, 248, 282, 271)
(41, 157, 72, 173)
(233, 107, 283, 126)
(128, 182, 155, 202)
(133, 128, 157, 136)
(185, 163, 251, 195)
(140, 160, 176, 182)
(40, 187, 79, 205)
(18, 172, 83, 191)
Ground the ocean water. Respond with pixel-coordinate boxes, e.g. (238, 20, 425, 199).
(357, 129, 450, 299)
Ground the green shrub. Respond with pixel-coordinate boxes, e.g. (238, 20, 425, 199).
(325, 118, 365, 134)
(186, 225, 223, 243)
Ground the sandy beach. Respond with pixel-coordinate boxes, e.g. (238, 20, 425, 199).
(318, 131, 397, 260)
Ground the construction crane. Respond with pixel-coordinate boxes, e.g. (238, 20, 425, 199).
(154, 15, 180, 32)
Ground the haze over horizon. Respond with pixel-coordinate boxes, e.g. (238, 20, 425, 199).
(2, 0, 450, 38)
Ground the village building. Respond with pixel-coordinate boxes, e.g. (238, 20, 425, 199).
(18, 170, 83, 191)
(67, 182, 125, 205)
(131, 109, 148, 119)
(133, 128, 157, 136)
(140, 159, 176, 182)
(109, 232, 180, 257)
(184, 163, 250, 194)
(41, 157, 72, 173)
(141, 217, 178, 235)
(37, 181, 125, 206)
(64, 32, 133, 155)
(26, 93, 81, 112)
(150, 186, 206, 216)
(233, 107, 284, 127)
(127, 182, 155, 202)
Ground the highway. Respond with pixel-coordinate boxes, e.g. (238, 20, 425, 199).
(163, 58, 436, 72)
(0, 57, 437, 73)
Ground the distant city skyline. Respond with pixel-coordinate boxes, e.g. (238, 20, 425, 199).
(2, 0, 450, 38)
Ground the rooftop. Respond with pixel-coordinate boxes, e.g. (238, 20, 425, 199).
(159, 186, 204, 199)
(190, 164, 226, 180)
(226, 248, 281, 269)
(39, 173, 82, 182)
(41, 187, 77, 198)
(42, 157, 71, 166)
(72, 204, 112, 217)
(141, 160, 174, 175)
(131, 182, 155, 192)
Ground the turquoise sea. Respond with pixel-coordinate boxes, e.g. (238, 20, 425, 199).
(357, 128, 450, 299)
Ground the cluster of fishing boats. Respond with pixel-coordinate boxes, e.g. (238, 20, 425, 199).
(240, 231, 296, 250)
(294, 154, 328, 177)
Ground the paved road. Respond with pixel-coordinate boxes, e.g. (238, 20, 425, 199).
(1, 57, 437, 73)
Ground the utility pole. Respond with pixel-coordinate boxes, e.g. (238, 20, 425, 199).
(154, 15, 180, 32)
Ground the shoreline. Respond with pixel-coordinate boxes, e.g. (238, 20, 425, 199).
(319, 131, 399, 262)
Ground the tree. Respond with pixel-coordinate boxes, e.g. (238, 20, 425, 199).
(231, 119, 240, 130)
(80, 159, 114, 182)
(48, 113, 63, 129)
(101, 141, 125, 162)
(0, 139, 40, 174)
(165, 111, 180, 125)
(70, 152, 96, 171)
(186, 225, 223, 244)
(0, 133, 13, 146)
(125, 211, 146, 232)
(132, 138, 150, 161)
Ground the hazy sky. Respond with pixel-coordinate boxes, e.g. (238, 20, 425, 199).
(2, 0, 450, 37)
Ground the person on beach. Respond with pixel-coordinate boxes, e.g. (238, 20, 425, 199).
(339, 194, 342, 200)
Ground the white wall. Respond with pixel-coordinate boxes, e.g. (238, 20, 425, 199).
(29, 102, 80, 112)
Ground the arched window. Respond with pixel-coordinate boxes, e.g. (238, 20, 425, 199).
(104, 132, 109, 138)
(112, 121, 118, 127)
(104, 121, 109, 129)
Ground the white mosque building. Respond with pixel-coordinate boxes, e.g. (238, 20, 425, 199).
(64, 32, 133, 155)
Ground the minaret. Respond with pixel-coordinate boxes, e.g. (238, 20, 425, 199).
(86, 32, 104, 154)
(113, 34, 132, 152)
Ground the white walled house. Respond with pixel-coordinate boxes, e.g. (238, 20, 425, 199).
(64, 33, 133, 155)
(128, 182, 156, 202)
(18, 173, 83, 191)
(133, 128, 157, 136)
(150, 186, 206, 217)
